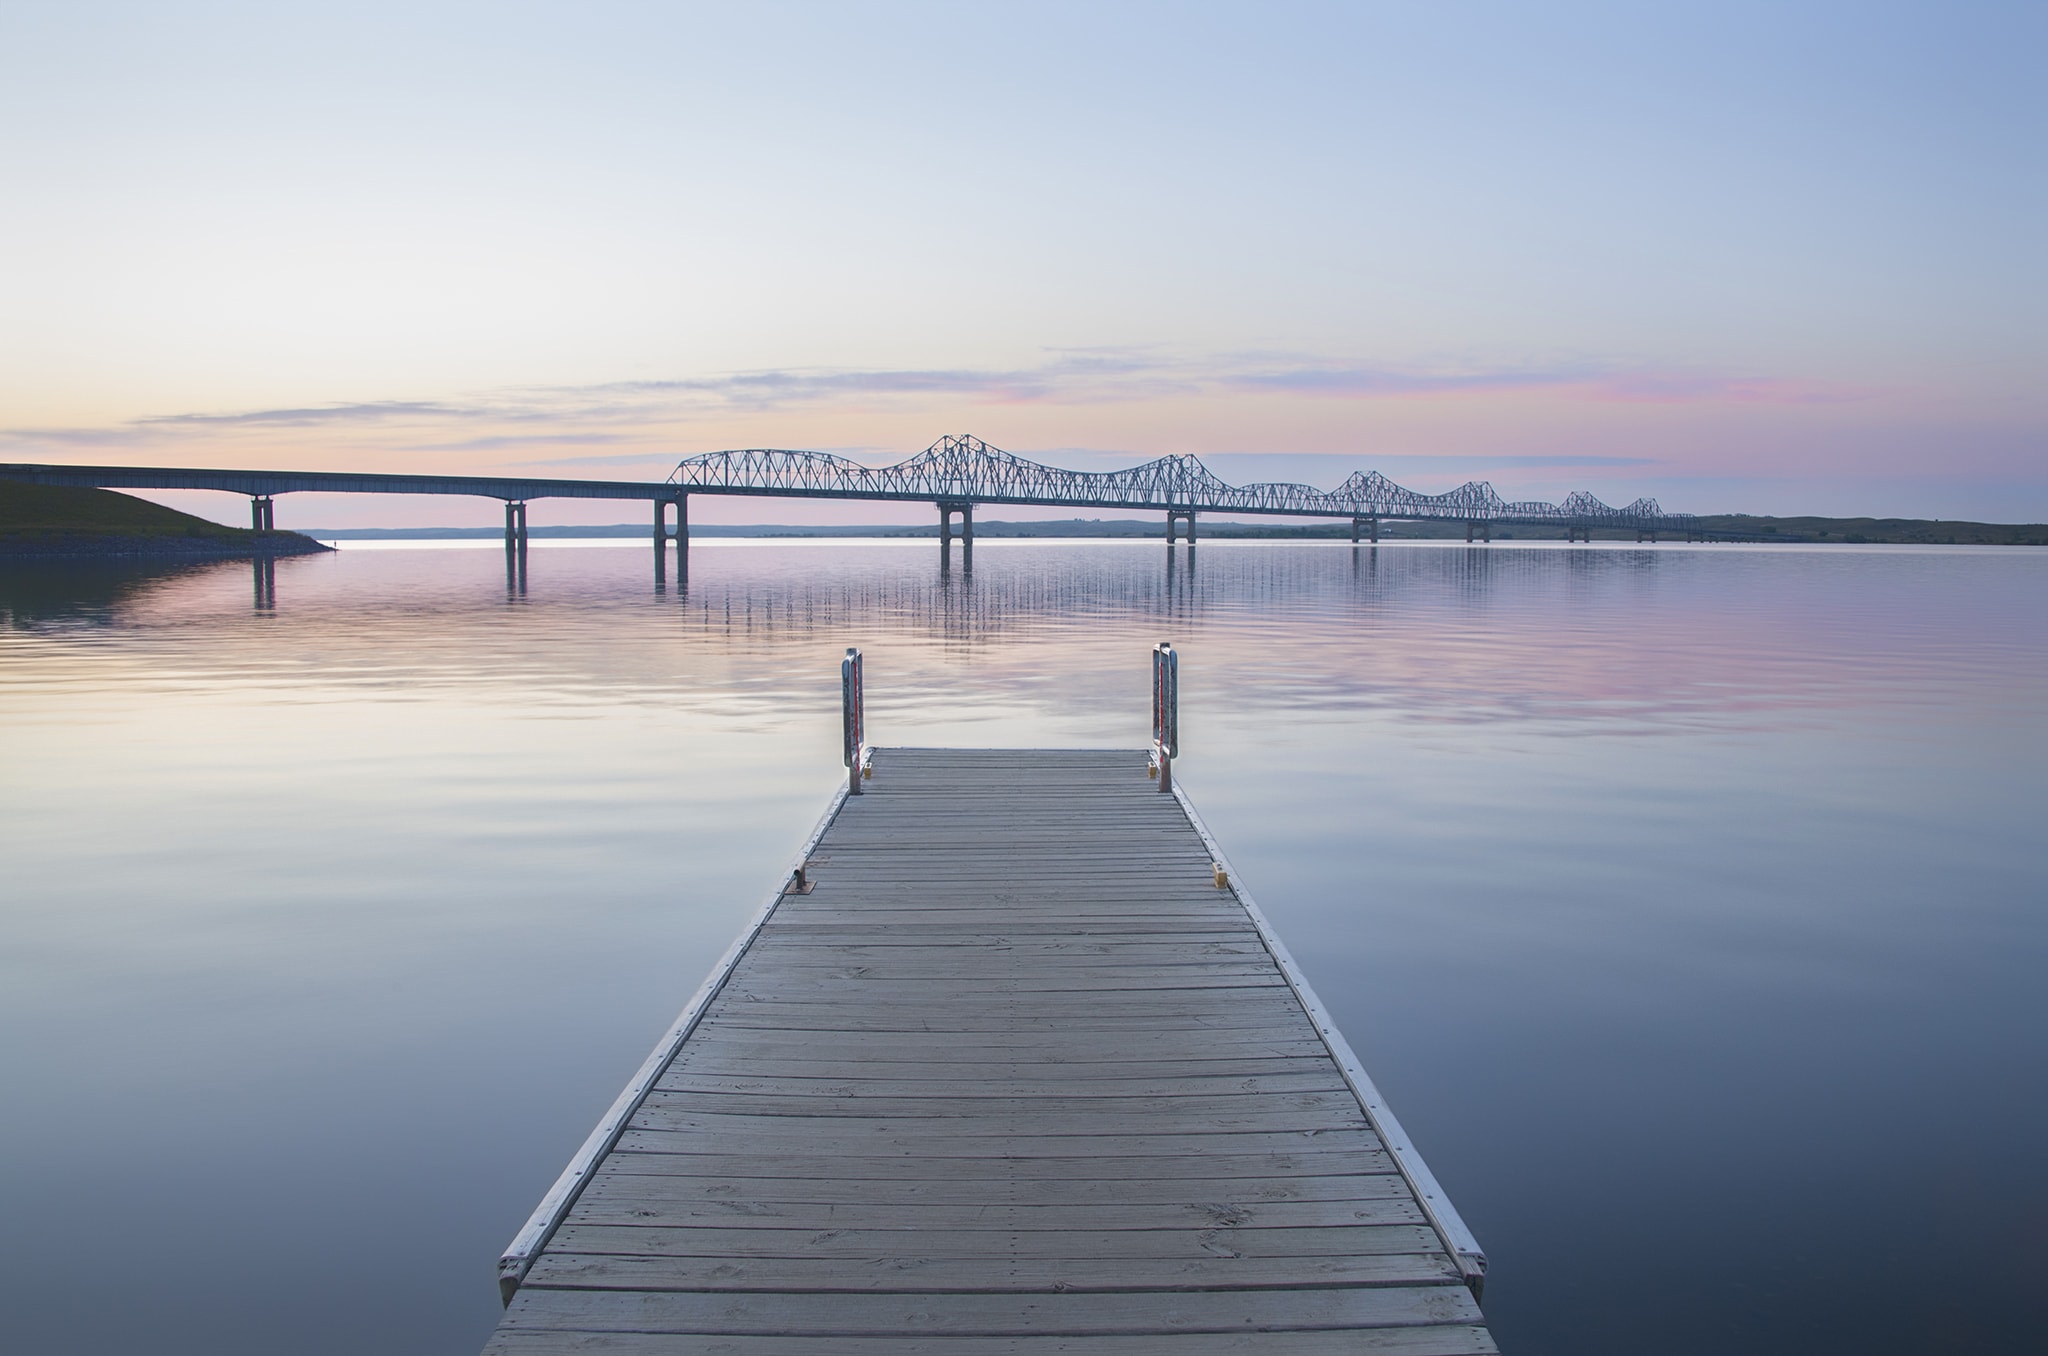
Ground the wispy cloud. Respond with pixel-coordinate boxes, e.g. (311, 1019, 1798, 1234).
(1223, 364, 1593, 397)
(582, 347, 1193, 410)
(407, 433, 633, 455)
(505, 449, 686, 469)
(0, 348, 1857, 465)
(137, 400, 474, 428)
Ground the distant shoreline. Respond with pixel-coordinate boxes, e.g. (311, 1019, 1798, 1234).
(304, 514, 2048, 547)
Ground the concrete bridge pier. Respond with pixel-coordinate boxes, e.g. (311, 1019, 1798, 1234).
(1351, 515, 1379, 544)
(1466, 519, 1491, 543)
(504, 501, 529, 549)
(250, 496, 275, 531)
(656, 493, 688, 550)
(1636, 527, 1658, 543)
(937, 501, 973, 544)
(938, 502, 973, 569)
(1166, 509, 1197, 544)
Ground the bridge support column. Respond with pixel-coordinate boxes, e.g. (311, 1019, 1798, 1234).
(251, 496, 274, 532)
(505, 501, 529, 549)
(1467, 520, 1490, 543)
(1166, 510, 1197, 544)
(1350, 516, 1379, 544)
(938, 502, 972, 552)
(675, 493, 688, 551)
(654, 499, 667, 548)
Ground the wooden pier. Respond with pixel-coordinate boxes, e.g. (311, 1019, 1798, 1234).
(487, 746, 1492, 1354)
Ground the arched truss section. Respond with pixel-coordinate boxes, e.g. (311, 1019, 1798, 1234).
(671, 433, 1694, 529)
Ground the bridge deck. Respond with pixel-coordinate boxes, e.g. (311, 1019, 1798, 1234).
(486, 748, 1492, 1354)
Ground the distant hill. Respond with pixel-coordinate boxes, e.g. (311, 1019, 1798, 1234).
(1688, 514, 2047, 545)
(0, 482, 331, 558)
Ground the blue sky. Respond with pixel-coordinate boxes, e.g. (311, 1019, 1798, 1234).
(1, 1, 2041, 526)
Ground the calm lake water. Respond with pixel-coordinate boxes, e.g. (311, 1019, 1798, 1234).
(2, 538, 2043, 1354)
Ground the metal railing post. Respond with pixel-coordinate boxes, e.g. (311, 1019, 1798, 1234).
(842, 647, 866, 795)
(1151, 642, 1178, 793)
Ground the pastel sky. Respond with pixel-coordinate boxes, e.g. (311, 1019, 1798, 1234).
(1, 1, 2041, 528)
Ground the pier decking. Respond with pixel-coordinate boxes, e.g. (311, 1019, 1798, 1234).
(488, 748, 1491, 1354)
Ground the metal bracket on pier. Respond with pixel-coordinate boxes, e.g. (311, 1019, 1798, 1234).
(1150, 641, 1178, 792)
(842, 647, 871, 794)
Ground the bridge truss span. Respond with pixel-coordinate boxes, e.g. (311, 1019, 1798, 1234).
(669, 433, 1695, 532)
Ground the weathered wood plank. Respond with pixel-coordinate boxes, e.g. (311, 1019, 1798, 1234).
(661, 1054, 1342, 1081)
(494, 1285, 1485, 1336)
(568, 1170, 1401, 1206)
(614, 1127, 1387, 1160)
(692, 1015, 1318, 1035)
(544, 1223, 1447, 1261)
(586, 1148, 1399, 1180)
(521, 1249, 1462, 1292)
(618, 1130, 1392, 1163)
(652, 1071, 1351, 1099)
(624, 1105, 1373, 1138)
(563, 1194, 1427, 1232)
(486, 1328, 1500, 1355)
(668, 1032, 1332, 1061)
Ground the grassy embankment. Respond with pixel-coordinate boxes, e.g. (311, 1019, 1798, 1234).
(0, 482, 331, 558)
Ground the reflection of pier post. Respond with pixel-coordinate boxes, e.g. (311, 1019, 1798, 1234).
(252, 556, 276, 611)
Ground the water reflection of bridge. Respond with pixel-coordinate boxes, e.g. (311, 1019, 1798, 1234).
(2, 537, 1677, 642)
(660, 539, 1670, 647)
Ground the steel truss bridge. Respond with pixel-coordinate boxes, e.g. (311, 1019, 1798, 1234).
(670, 434, 1695, 541)
(3, 434, 1697, 543)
